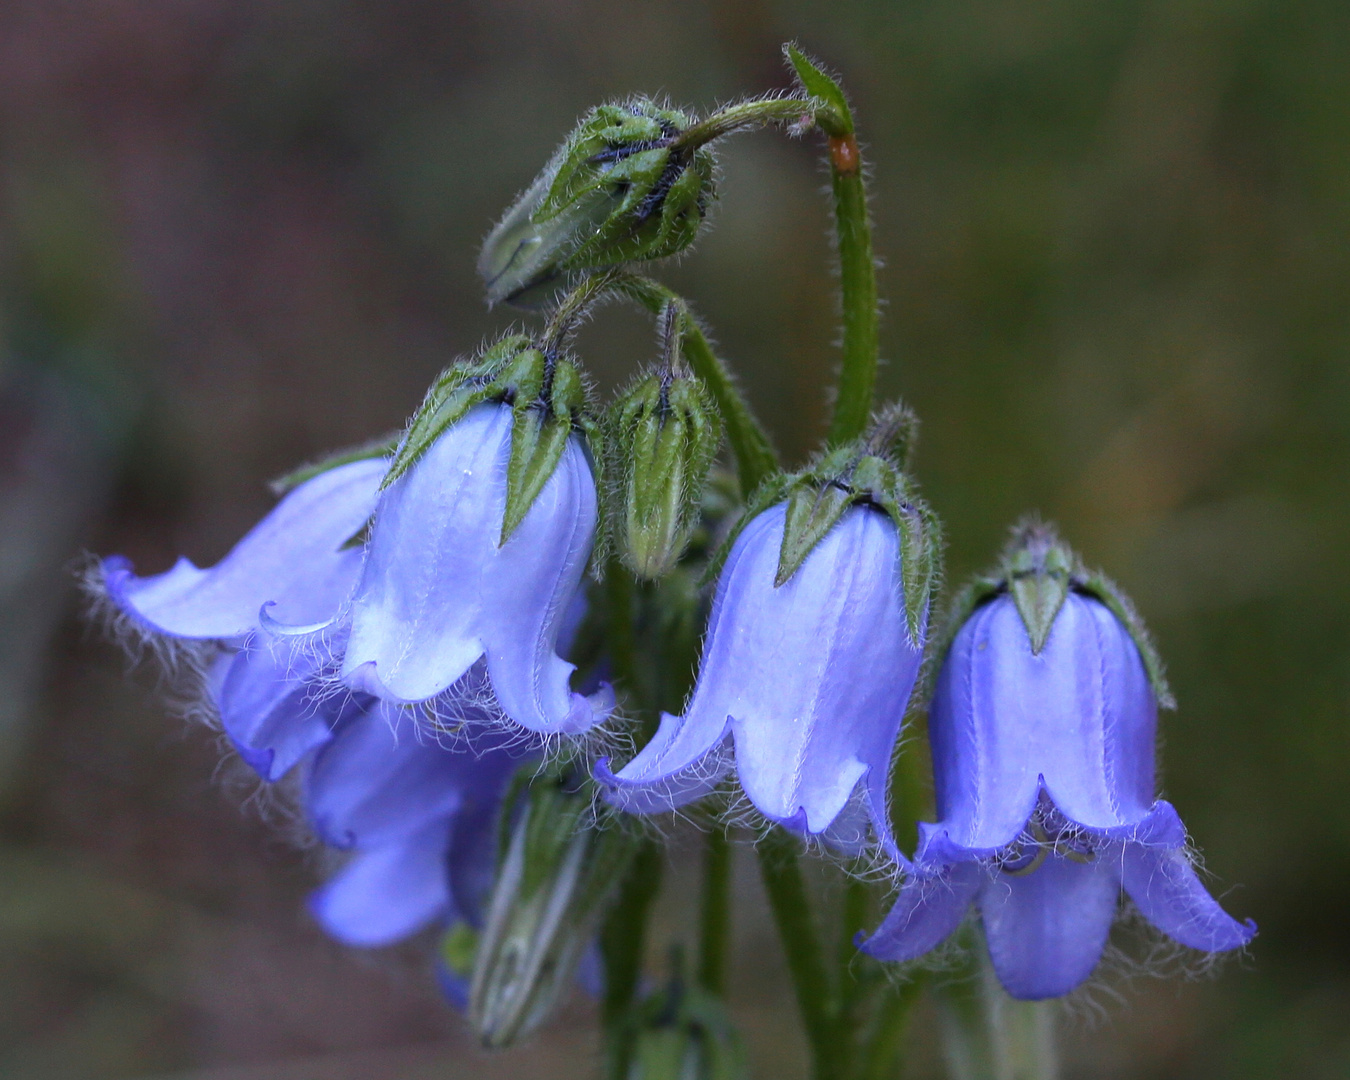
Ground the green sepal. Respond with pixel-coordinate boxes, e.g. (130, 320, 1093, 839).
(933, 519, 1175, 708)
(268, 432, 399, 495)
(768, 416, 941, 644)
(502, 358, 588, 543)
(381, 334, 538, 490)
(607, 369, 723, 579)
(784, 43, 853, 137)
(1007, 534, 1074, 654)
(776, 473, 854, 587)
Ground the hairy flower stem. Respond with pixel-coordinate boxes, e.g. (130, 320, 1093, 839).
(613, 274, 778, 496)
(824, 131, 879, 448)
(757, 827, 842, 1080)
(698, 826, 732, 995)
(674, 96, 814, 149)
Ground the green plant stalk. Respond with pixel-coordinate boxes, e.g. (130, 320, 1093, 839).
(599, 837, 664, 1077)
(614, 274, 778, 496)
(675, 96, 813, 148)
(837, 876, 869, 1048)
(825, 138, 880, 448)
(698, 826, 733, 995)
(859, 974, 926, 1080)
(757, 827, 840, 1080)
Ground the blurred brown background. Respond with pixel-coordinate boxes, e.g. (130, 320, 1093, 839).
(1, 1, 1347, 1077)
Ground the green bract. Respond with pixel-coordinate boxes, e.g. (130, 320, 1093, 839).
(479, 100, 716, 307)
(607, 369, 722, 579)
(382, 334, 596, 544)
(711, 404, 941, 647)
(936, 519, 1176, 708)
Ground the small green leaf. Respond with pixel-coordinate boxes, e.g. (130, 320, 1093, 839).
(784, 43, 853, 137)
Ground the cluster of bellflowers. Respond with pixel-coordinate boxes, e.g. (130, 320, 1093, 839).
(89, 46, 1254, 1080)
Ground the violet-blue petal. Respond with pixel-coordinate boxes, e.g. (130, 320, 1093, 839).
(858, 863, 983, 963)
(104, 458, 385, 639)
(1122, 844, 1256, 952)
(306, 707, 522, 849)
(978, 852, 1123, 1000)
(214, 635, 349, 781)
(596, 719, 733, 815)
(309, 820, 452, 948)
(342, 403, 603, 734)
(930, 593, 1156, 852)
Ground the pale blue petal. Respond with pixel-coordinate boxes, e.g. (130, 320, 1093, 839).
(306, 707, 524, 850)
(930, 593, 1156, 851)
(215, 635, 350, 781)
(342, 405, 507, 701)
(482, 434, 601, 733)
(104, 458, 385, 639)
(341, 404, 602, 734)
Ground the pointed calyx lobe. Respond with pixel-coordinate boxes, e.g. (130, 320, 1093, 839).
(764, 405, 938, 645)
(936, 518, 1172, 707)
(382, 334, 596, 546)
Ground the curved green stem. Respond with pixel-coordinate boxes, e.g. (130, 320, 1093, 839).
(675, 96, 814, 149)
(698, 826, 732, 995)
(824, 134, 879, 447)
(757, 828, 840, 1080)
(613, 274, 778, 495)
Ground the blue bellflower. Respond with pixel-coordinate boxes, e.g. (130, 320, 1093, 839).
(860, 529, 1255, 999)
(101, 401, 611, 738)
(599, 502, 924, 851)
(341, 403, 608, 734)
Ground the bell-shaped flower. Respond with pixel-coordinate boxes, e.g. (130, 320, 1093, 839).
(305, 705, 533, 950)
(859, 525, 1256, 999)
(99, 457, 387, 641)
(339, 402, 608, 735)
(598, 500, 925, 851)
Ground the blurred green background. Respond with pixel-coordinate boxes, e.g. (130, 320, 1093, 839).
(0, 1, 1346, 1077)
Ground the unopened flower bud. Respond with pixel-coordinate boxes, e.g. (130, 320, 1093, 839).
(608, 368, 721, 579)
(470, 767, 640, 1048)
(480, 100, 716, 307)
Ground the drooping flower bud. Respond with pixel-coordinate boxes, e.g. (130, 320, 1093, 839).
(479, 100, 716, 307)
(470, 766, 641, 1048)
(608, 304, 722, 579)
